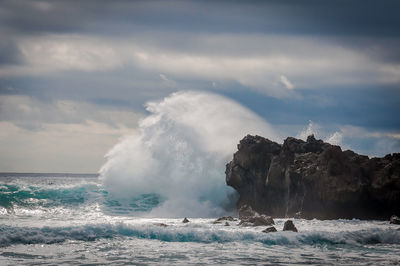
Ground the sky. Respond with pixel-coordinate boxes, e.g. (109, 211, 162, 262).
(0, 0, 399, 173)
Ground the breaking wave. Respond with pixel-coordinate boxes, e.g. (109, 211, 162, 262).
(99, 91, 279, 217)
(1, 223, 399, 247)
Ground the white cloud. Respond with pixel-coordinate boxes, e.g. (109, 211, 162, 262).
(1, 33, 399, 97)
(0, 120, 137, 173)
(0, 95, 142, 128)
(159, 73, 176, 87)
(0, 95, 143, 172)
(280, 74, 295, 90)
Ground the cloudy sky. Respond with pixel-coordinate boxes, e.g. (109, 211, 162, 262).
(1, 0, 399, 173)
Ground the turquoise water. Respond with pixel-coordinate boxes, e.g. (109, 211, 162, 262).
(1, 174, 400, 265)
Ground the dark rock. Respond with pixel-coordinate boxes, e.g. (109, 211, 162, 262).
(390, 215, 400, 224)
(238, 204, 258, 220)
(283, 220, 298, 232)
(212, 216, 236, 224)
(226, 134, 400, 220)
(225, 222, 230, 226)
(154, 223, 168, 227)
(262, 226, 277, 233)
(239, 214, 274, 226)
(182, 217, 189, 223)
(237, 204, 275, 226)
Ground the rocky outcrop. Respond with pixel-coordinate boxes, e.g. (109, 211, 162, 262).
(226, 134, 400, 220)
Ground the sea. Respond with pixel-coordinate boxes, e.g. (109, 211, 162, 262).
(1, 173, 400, 265)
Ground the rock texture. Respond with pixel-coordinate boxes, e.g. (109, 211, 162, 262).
(226, 134, 400, 220)
(283, 220, 298, 232)
(237, 204, 274, 226)
(262, 226, 277, 233)
(390, 215, 400, 224)
(212, 216, 237, 224)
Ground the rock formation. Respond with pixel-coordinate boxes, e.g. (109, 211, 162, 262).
(262, 226, 277, 233)
(226, 134, 400, 220)
(212, 216, 236, 224)
(283, 220, 298, 232)
(390, 215, 400, 224)
(237, 204, 274, 226)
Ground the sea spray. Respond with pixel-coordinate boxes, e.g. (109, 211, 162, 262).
(99, 91, 278, 217)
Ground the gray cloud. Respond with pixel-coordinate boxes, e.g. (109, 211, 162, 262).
(0, 40, 23, 65)
(0, 0, 399, 172)
(1, 0, 399, 37)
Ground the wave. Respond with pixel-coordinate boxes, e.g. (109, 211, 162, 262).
(100, 91, 279, 217)
(0, 183, 163, 215)
(0, 184, 97, 209)
(1, 223, 399, 247)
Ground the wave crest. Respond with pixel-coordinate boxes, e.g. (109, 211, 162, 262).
(1, 223, 399, 247)
(99, 91, 278, 217)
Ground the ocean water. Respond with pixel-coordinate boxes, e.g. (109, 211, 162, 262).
(1, 173, 400, 265)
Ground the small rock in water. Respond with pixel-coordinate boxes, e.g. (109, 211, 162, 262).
(225, 222, 230, 226)
(283, 220, 298, 232)
(212, 216, 236, 224)
(239, 214, 274, 226)
(182, 217, 190, 223)
(390, 215, 400, 225)
(154, 223, 168, 227)
(262, 226, 277, 233)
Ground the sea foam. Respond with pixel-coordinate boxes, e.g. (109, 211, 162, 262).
(99, 91, 278, 217)
(1, 222, 399, 247)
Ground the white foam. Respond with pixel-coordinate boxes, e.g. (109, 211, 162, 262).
(99, 91, 279, 217)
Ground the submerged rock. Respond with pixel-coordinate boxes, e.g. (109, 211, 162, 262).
(390, 215, 400, 224)
(262, 226, 277, 233)
(154, 223, 168, 227)
(226, 134, 400, 220)
(182, 217, 190, 223)
(283, 220, 298, 232)
(212, 216, 236, 224)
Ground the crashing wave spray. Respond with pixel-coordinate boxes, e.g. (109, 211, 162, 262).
(100, 91, 279, 217)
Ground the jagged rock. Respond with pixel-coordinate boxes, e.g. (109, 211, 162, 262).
(154, 223, 168, 227)
(262, 226, 277, 233)
(283, 220, 298, 232)
(239, 214, 274, 226)
(225, 222, 230, 226)
(237, 204, 275, 225)
(212, 216, 236, 224)
(238, 204, 258, 220)
(390, 215, 400, 224)
(182, 217, 190, 223)
(226, 134, 400, 220)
